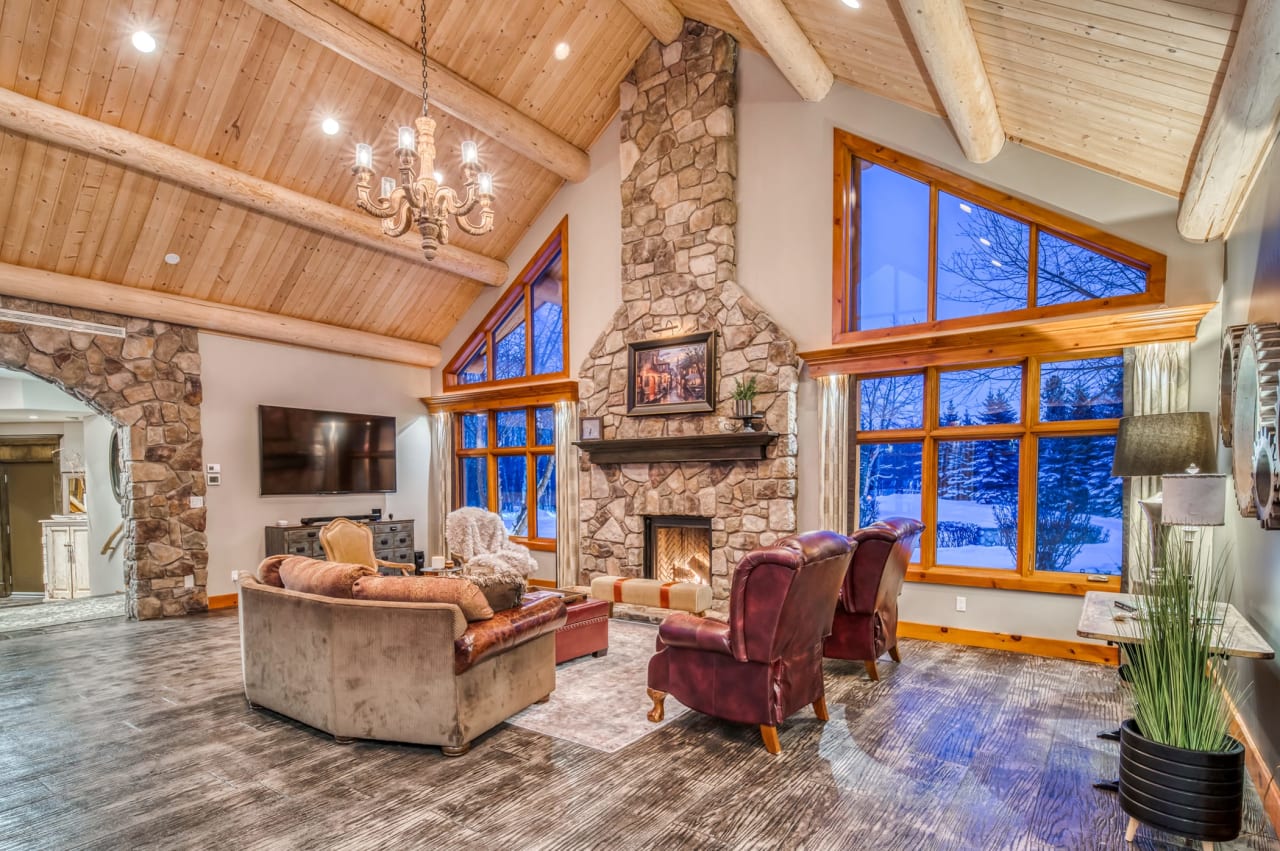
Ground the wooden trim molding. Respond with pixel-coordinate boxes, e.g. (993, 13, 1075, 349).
(422, 378, 579, 414)
(900, 621, 1119, 665)
(906, 566, 1120, 596)
(527, 578, 558, 589)
(208, 594, 238, 610)
(801, 303, 1214, 377)
(1222, 678, 1280, 837)
(0, 263, 442, 368)
(0, 87, 507, 287)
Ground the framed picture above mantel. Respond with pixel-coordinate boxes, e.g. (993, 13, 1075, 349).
(626, 332, 716, 415)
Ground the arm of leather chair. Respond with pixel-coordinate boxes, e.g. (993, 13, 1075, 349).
(375, 558, 414, 575)
(657, 612, 733, 656)
(454, 596, 567, 674)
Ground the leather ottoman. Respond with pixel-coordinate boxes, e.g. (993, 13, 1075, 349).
(556, 597, 610, 664)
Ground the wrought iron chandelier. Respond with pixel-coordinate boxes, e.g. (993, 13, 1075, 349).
(351, 0, 495, 261)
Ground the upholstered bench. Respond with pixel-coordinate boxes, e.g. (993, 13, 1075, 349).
(590, 576, 712, 616)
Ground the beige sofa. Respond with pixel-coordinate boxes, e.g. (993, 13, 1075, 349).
(238, 573, 566, 756)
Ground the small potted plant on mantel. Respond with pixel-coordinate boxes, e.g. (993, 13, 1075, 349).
(731, 376, 759, 418)
(1119, 533, 1245, 848)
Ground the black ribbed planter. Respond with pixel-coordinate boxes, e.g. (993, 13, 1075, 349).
(1119, 718, 1245, 843)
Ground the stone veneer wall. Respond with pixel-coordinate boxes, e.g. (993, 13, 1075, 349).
(0, 296, 207, 619)
(577, 22, 799, 610)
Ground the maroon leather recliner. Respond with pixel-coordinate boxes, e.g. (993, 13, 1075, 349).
(645, 531, 854, 755)
(823, 517, 925, 680)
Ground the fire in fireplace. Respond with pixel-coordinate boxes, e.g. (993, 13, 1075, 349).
(644, 516, 711, 585)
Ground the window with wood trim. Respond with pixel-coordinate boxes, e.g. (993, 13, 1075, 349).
(444, 218, 568, 388)
(832, 131, 1166, 344)
(853, 354, 1124, 594)
(456, 406, 557, 549)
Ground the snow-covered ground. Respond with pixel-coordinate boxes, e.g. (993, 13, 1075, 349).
(870, 492, 1121, 575)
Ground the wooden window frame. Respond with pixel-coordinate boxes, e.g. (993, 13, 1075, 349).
(444, 217, 569, 389)
(831, 130, 1167, 346)
(853, 353, 1124, 596)
(454, 406, 558, 551)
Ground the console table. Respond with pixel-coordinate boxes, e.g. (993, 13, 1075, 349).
(264, 519, 415, 567)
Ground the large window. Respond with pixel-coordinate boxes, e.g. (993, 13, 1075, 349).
(457, 406, 557, 547)
(833, 131, 1165, 343)
(445, 218, 567, 388)
(855, 354, 1124, 592)
(439, 219, 571, 550)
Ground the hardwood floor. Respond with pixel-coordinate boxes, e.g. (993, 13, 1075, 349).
(0, 613, 1275, 850)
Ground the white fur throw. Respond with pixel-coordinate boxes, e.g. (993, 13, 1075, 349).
(445, 507, 538, 586)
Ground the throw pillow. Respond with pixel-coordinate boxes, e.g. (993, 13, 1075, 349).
(469, 576, 526, 612)
(278, 557, 376, 598)
(352, 576, 495, 622)
(256, 554, 289, 587)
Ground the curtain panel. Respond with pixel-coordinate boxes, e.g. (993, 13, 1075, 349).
(428, 411, 454, 561)
(818, 374, 852, 535)
(553, 400, 581, 588)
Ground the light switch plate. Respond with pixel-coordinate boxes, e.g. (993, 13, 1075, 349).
(190, 495, 205, 508)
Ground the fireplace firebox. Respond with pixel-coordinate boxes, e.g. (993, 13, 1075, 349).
(644, 515, 712, 585)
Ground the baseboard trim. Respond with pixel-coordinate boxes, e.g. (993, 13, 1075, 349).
(1223, 684, 1280, 836)
(208, 593, 238, 610)
(527, 578, 556, 588)
(899, 622, 1119, 666)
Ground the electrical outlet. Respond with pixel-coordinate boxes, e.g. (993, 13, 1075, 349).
(231, 570, 241, 583)
(956, 596, 967, 612)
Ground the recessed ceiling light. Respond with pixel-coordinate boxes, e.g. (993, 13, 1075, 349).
(841, 0, 861, 8)
(321, 117, 340, 136)
(164, 253, 180, 265)
(131, 31, 157, 53)
(554, 42, 571, 61)
(959, 203, 973, 214)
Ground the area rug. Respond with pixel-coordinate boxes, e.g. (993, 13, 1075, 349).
(0, 594, 126, 634)
(507, 619, 689, 753)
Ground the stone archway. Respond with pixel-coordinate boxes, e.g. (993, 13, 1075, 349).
(0, 295, 207, 619)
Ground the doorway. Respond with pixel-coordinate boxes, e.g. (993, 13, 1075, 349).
(0, 438, 61, 597)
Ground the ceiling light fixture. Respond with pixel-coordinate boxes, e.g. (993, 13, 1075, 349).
(351, 1, 495, 261)
(164, 253, 180, 265)
(131, 31, 157, 53)
(554, 42, 571, 61)
(840, 0, 861, 8)
(321, 117, 340, 136)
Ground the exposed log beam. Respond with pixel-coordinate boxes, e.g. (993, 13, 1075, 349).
(618, 0, 684, 44)
(899, 0, 1004, 164)
(726, 0, 832, 102)
(1178, 0, 1280, 241)
(0, 87, 507, 287)
(242, 0, 590, 183)
(0, 263, 441, 368)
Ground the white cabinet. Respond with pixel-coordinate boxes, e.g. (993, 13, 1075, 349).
(40, 516, 91, 600)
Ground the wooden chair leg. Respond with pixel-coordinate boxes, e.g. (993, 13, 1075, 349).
(1124, 816, 1139, 842)
(759, 725, 781, 755)
(865, 659, 879, 681)
(813, 696, 829, 722)
(888, 645, 902, 663)
(646, 688, 666, 722)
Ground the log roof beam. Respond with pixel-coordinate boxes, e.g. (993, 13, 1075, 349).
(1178, 0, 1280, 241)
(618, 0, 684, 44)
(726, 0, 833, 102)
(899, 0, 1005, 164)
(241, 0, 590, 183)
(0, 87, 508, 287)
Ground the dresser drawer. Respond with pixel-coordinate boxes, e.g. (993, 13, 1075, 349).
(284, 528, 321, 546)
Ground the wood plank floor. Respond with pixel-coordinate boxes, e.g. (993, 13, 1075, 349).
(0, 612, 1275, 850)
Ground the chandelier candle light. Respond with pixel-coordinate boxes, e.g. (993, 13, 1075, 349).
(351, 1, 495, 261)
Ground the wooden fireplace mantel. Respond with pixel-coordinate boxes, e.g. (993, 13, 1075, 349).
(574, 431, 779, 464)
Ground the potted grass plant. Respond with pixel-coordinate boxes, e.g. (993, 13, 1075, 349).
(731, 376, 759, 418)
(1119, 532, 1245, 846)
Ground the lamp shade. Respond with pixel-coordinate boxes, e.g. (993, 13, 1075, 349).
(1161, 473, 1227, 526)
(1111, 412, 1217, 477)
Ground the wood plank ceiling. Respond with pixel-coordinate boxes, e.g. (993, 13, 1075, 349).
(0, 0, 1250, 353)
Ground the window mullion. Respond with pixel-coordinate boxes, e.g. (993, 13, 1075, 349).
(921, 366, 940, 570)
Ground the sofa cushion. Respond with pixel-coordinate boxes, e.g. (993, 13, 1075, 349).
(454, 596, 567, 674)
(257, 554, 288, 587)
(352, 576, 494, 622)
(470, 576, 526, 612)
(278, 557, 375, 598)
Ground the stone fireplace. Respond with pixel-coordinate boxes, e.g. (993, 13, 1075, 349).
(644, 515, 711, 584)
(576, 22, 799, 612)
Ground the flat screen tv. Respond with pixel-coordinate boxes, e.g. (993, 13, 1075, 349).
(259, 405, 397, 496)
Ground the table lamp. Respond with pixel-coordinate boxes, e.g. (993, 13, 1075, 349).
(1111, 412, 1217, 573)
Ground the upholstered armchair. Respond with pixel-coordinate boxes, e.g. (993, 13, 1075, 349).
(646, 531, 855, 754)
(823, 517, 925, 680)
(319, 518, 414, 575)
